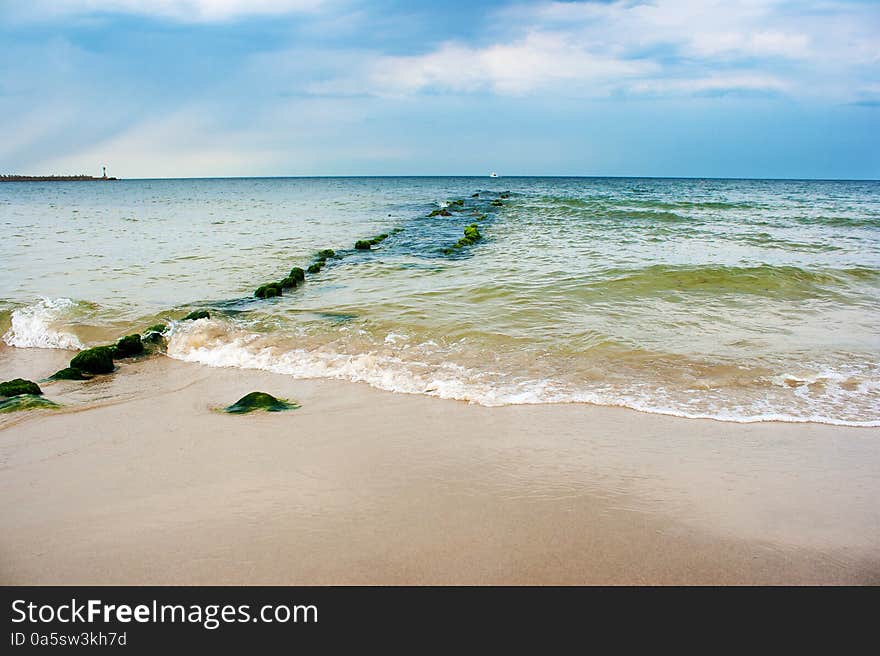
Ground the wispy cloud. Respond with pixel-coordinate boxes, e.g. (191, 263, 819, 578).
(7, 0, 328, 23)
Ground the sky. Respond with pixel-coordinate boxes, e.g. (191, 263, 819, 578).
(1, 0, 878, 179)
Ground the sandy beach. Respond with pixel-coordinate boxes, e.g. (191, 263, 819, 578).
(1, 344, 878, 585)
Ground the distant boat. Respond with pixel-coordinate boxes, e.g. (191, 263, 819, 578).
(489, 172, 498, 178)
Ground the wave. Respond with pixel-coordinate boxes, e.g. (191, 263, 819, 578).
(1, 298, 83, 350)
(582, 264, 880, 298)
(536, 195, 761, 212)
(793, 216, 880, 228)
(165, 318, 880, 427)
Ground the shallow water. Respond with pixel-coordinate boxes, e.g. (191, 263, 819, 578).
(2, 176, 878, 425)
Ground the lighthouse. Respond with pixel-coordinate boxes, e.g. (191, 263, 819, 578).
(102, 166, 107, 180)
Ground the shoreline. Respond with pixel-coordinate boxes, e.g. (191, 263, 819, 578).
(1, 345, 879, 584)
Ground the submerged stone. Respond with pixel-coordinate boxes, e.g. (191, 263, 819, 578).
(471, 193, 479, 197)
(307, 262, 324, 274)
(316, 249, 336, 260)
(223, 391, 300, 414)
(183, 310, 210, 321)
(0, 394, 60, 413)
(428, 209, 452, 217)
(491, 200, 503, 206)
(0, 378, 42, 397)
(355, 240, 372, 250)
(47, 367, 90, 381)
(255, 282, 283, 298)
(70, 346, 115, 375)
(114, 334, 144, 358)
(369, 233, 389, 246)
(450, 199, 464, 206)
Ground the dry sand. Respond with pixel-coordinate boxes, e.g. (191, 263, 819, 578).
(1, 345, 878, 584)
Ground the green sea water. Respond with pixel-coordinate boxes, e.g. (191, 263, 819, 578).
(1, 176, 878, 425)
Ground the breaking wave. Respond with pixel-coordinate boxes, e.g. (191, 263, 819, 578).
(2, 298, 84, 350)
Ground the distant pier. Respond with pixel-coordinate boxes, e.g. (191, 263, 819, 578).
(0, 174, 118, 182)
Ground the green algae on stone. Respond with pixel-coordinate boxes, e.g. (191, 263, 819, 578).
(446, 223, 483, 252)
(354, 240, 372, 250)
(290, 267, 306, 283)
(450, 199, 464, 206)
(47, 367, 90, 381)
(0, 378, 42, 397)
(255, 282, 283, 298)
(490, 200, 503, 206)
(183, 310, 210, 321)
(113, 334, 144, 358)
(223, 391, 300, 414)
(69, 346, 115, 375)
(316, 249, 336, 261)
(307, 262, 324, 274)
(428, 209, 452, 217)
(0, 394, 60, 413)
(145, 323, 167, 335)
(369, 233, 389, 246)
(142, 331, 166, 346)
(279, 276, 298, 289)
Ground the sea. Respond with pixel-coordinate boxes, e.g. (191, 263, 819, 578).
(1, 176, 878, 426)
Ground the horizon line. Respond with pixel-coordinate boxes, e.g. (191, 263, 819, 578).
(7, 174, 877, 183)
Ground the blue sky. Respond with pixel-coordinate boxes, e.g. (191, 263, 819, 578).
(1, 0, 878, 179)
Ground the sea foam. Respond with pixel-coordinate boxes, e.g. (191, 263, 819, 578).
(165, 319, 880, 427)
(2, 298, 83, 350)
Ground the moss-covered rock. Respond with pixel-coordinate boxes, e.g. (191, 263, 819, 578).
(428, 208, 452, 217)
(290, 267, 306, 283)
(145, 323, 166, 335)
(279, 276, 297, 289)
(0, 378, 42, 397)
(69, 346, 115, 375)
(255, 283, 283, 298)
(446, 224, 482, 251)
(47, 367, 90, 381)
(142, 331, 166, 346)
(316, 249, 335, 260)
(307, 262, 324, 274)
(223, 391, 300, 414)
(369, 233, 389, 246)
(355, 240, 372, 250)
(0, 394, 60, 413)
(499, 192, 510, 199)
(450, 199, 464, 206)
(183, 310, 210, 321)
(113, 334, 144, 358)
(491, 200, 503, 206)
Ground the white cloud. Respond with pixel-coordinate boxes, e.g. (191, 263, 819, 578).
(334, 0, 877, 100)
(629, 74, 793, 95)
(360, 32, 655, 96)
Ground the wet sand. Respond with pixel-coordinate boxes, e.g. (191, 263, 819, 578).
(1, 345, 878, 584)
